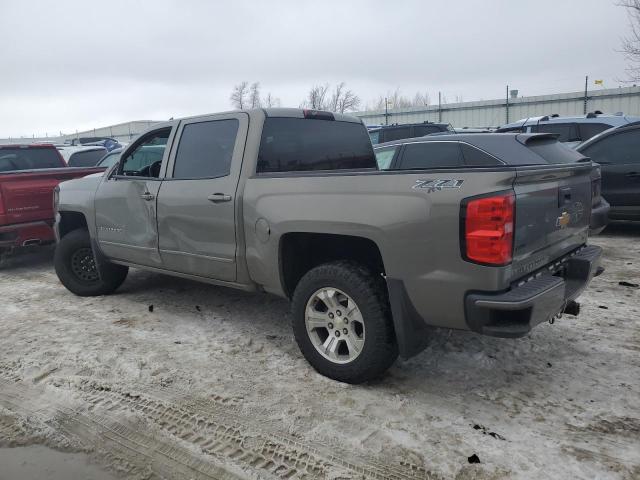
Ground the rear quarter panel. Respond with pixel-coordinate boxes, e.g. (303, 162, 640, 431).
(243, 168, 517, 331)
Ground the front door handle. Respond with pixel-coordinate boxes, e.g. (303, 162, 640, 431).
(207, 193, 232, 203)
(140, 191, 155, 201)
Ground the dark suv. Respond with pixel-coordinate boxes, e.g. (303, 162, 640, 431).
(496, 112, 640, 147)
(368, 122, 452, 145)
(577, 122, 640, 221)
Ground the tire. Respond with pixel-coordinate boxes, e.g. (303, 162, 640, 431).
(54, 229, 128, 296)
(291, 261, 398, 384)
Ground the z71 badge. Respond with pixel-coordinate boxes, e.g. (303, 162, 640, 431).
(412, 179, 464, 192)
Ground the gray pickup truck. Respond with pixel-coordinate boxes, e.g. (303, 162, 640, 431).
(53, 108, 603, 383)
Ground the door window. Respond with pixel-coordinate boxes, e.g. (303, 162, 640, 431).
(581, 129, 640, 165)
(173, 120, 239, 179)
(578, 123, 610, 141)
(120, 128, 170, 177)
(399, 142, 464, 169)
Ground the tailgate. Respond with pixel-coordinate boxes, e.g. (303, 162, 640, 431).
(0, 168, 101, 226)
(511, 163, 592, 279)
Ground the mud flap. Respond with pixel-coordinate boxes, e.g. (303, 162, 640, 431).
(386, 278, 431, 359)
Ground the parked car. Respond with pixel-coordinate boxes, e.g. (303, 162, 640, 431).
(576, 122, 640, 221)
(373, 134, 610, 234)
(0, 144, 105, 263)
(496, 112, 640, 148)
(54, 108, 602, 383)
(367, 122, 452, 144)
(59, 146, 109, 167)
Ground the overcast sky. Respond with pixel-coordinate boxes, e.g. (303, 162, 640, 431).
(0, 0, 632, 137)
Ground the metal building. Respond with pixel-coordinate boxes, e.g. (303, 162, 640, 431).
(353, 86, 640, 128)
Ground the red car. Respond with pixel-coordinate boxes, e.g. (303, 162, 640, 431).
(0, 144, 104, 264)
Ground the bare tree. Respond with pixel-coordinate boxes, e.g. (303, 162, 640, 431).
(249, 82, 261, 108)
(619, 1, 640, 81)
(412, 91, 430, 106)
(328, 82, 361, 113)
(302, 83, 330, 109)
(264, 92, 281, 107)
(230, 81, 249, 109)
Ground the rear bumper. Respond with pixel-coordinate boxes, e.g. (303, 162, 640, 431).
(0, 221, 55, 249)
(464, 245, 603, 338)
(589, 199, 609, 235)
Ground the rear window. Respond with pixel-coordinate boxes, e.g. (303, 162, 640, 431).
(532, 123, 580, 142)
(526, 137, 586, 164)
(68, 149, 107, 167)
(0, 147, 63, 172)
(257, 118, 376, 173)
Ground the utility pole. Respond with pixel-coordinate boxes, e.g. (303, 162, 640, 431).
(384, 97, 389, 125)
(583, 75, 589, 114)
(505, 85, 509, 124)
(438, 91, 442, 123)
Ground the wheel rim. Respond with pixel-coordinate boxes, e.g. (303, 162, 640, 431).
(70, 248, 99, 283)
(305, 287, 365, 364)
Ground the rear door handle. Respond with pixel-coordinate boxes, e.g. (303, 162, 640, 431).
(140, 191, 155, 201)
(207, 193, 232, 203)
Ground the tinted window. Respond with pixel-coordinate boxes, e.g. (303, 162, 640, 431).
(173, 120, 238, 179)
(399, 142, 463, 169)
(412, 125, 442, 137)
(121, 129, 170, 177)
(533, 123, 579, 142)
(369, 130, 380, 144)
(527, 137, 586, 164)
(0, 147, 63, 172)
(461, 144, 503, 166)
(383, 127, 411, 142)
(581, 129, 640, 165)
(257, 118, 376, 173)
(68, 149, 107, 167)
(579, 123, 611, 141)
(374, 146, 398, 170)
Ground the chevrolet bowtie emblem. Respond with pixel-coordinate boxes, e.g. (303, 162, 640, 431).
(556, 211, 571, 228)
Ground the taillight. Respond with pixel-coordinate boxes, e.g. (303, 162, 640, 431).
(463, 192, 515, 266)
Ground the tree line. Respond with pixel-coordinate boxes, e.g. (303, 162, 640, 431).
(230, 82, 463, 113)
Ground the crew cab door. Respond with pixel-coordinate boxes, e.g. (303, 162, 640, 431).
(156, 113, 248, 281)
(94, 124, 176, 266)
(580, 128, 640, 209)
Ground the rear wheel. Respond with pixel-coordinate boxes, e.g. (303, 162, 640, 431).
(54, 229, 128, 296)
(291, 261, 398, 384)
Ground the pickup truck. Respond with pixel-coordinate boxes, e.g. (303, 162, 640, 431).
(53, 108, 603, 383)
(0, 144, 104, 264)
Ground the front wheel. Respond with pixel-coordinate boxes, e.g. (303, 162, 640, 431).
(291, 261, 398, 384)
(54, 229, 128, 296)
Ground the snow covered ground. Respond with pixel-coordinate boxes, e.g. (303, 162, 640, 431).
(0, 224, 638, 480)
